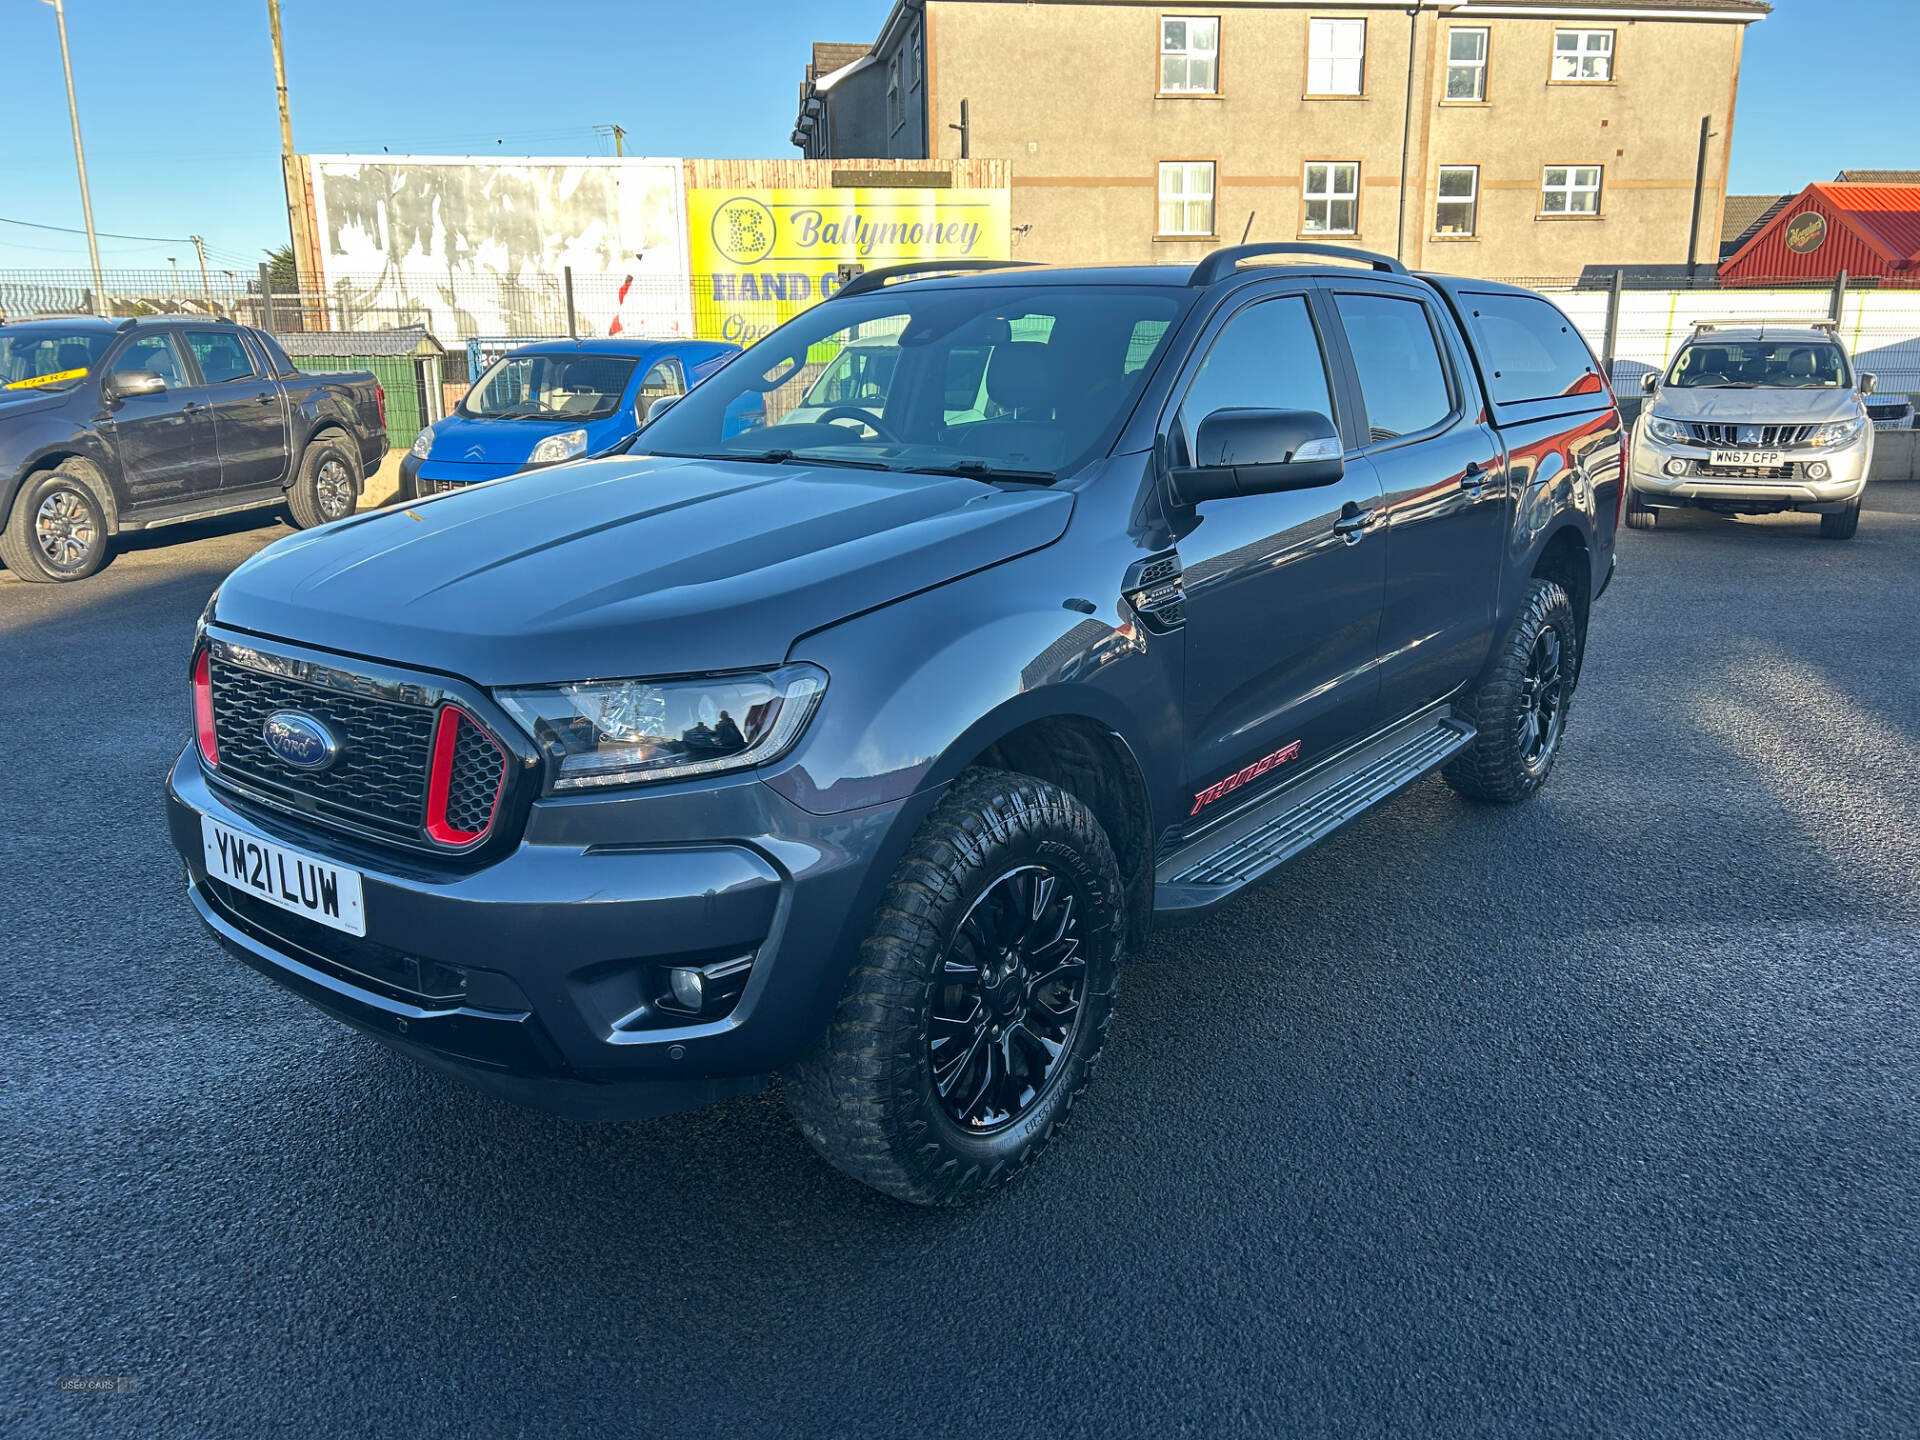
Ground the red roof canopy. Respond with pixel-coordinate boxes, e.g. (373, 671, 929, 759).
(1720, 182, 1920, 285)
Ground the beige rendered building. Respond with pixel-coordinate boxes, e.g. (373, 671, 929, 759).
(792, 0, 1769, 279)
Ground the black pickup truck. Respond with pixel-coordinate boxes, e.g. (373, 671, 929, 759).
(0, 315, 387, 581)
(168, 244, 1621, 1205)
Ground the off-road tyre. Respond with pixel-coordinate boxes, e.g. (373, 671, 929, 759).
(286, 434, 360, 530)
(1443, 578, 1579, 805)
(785, 768, 1124, 1206)
(1623, 484, 1657, 530)
(1818, 498, 1860, 540)
(0, 459, 112, 582)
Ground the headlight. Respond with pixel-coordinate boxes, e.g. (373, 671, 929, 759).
(409, 426, 434, 459)
(496, 664, 827, 790)
(1646, 415, 1689, 445)
(1806, 416, 1866, 448)
(528, 428, 588, 465)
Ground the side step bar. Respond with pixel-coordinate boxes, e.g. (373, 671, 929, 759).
(1154, 712, 1476, 918)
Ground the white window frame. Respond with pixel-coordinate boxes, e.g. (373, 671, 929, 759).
(1541, 164, 1603, 216)
(1444, 27, 1488, 102)
(1306, 17, 1366, 97)
(1302, 161, 1360, 235)
(887, 52, 904, 132)
(1159, 15, 1220, 95)
(1434, 165, 1479, 237)
(1551, 28, 1614, 82)
(1158, 160, 1217, 238)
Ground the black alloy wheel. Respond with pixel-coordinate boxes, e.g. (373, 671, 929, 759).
(1517, 627, 1567, 775)
(929, 864, 1088, 1133)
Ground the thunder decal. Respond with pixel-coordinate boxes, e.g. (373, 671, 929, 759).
(1190, 741, 1302, 817)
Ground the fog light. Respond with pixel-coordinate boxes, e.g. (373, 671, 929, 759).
(1806, 461, 1830, 481)
(1664, 457, 1689, 477)
(668, 967, 705, 1011)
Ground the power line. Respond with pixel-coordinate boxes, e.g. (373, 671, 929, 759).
(0, 214, 193, 244)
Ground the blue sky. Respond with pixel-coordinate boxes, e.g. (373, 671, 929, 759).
(0, 0, 1909, 271)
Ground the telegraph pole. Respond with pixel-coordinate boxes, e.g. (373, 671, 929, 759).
(190, 234, 212, 303)
(612, 124, 626, 157)
(42, 0, 106, 311)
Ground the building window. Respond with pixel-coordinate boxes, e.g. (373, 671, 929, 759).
(1552, 29, 1614, 82)
(910, 27, 923, 89)
(1307, 18, 1366, 96)
(1541, 165, 1603, 215)
(887, 53, 904, 131)
(1158, 161, 1217, 237)
(1303, 162, 1359, 234)
(1445, 27, 1488, 101)
(1435, 165, 1478, 235)
(1160, 16, 1219, 94)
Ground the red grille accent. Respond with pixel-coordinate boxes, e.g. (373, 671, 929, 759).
(425, 706, 506, 846)
(193, 649, 219, 766)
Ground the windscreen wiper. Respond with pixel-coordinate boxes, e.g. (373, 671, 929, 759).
(903, 460, 1057, 485)
(720, 448, 896, 471)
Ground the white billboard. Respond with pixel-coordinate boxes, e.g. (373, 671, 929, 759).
(305, 155, 692, 340)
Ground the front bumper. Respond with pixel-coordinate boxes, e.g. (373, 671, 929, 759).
(1630, 429, 1872, 508)
(166, 749, 920, 1121)
(399, 451, 527, 497)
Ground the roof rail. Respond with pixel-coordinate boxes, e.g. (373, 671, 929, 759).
(832, 259, 1040, 298)
(1692, 317, 1839, 333)
(1189, 242, 1407, 287)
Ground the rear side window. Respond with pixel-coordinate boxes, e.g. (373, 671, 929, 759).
(1458, 292, 1602, 404)
(1333, 292, 1455, 443)
(254, 329, 296, 377)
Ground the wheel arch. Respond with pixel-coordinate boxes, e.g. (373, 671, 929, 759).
(5, 447, 121, 534)
(937, 696, 1158, 953)
(1529, 522, 1592, 682)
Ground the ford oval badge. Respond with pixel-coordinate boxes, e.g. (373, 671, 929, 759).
(261, 711, 340, 772)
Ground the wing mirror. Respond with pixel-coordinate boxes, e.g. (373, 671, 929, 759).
(1860, 372, 1878, 396)
(1639, 372, 1660, 395)
(105, 369, 166, 401)
(1166, 408, 1344, 505)
(639, 393, 681, 426)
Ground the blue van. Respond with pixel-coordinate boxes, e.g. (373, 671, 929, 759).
(398, 337, 750, 498)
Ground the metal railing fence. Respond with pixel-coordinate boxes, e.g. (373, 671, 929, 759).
(5, 265, 1918, 399)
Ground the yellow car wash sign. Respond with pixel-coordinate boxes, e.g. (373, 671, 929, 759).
(4, 367, 89, 390)
(688, 188, 1010, 344)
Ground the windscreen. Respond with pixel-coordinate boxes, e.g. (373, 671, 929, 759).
(1666, 339, 1850, 389)
(637, 283, 1189, 481)
(0, 330, 111, 398)
(463, 353, 640, 420)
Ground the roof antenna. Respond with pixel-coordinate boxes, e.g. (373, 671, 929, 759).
(1241, 211, 1256, 244)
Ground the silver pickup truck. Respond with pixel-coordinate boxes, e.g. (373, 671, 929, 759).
(1627, 319, 1875, 540)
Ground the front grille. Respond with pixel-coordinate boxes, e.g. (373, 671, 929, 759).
(416, 476, 474, 496)
(1867, 403, 1910, 421)
(209, 659, 433, 841)
(1690, 460, 1797, 479)
(444, 712, 506, 835)
(1685, 422, 1814, 447)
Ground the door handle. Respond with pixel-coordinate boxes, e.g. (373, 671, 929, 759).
(1332, 504, 1377, 543)
(1459, 462, 1486, 492)
(254, 392, 278, 403)
(179, 402, 205, 414)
